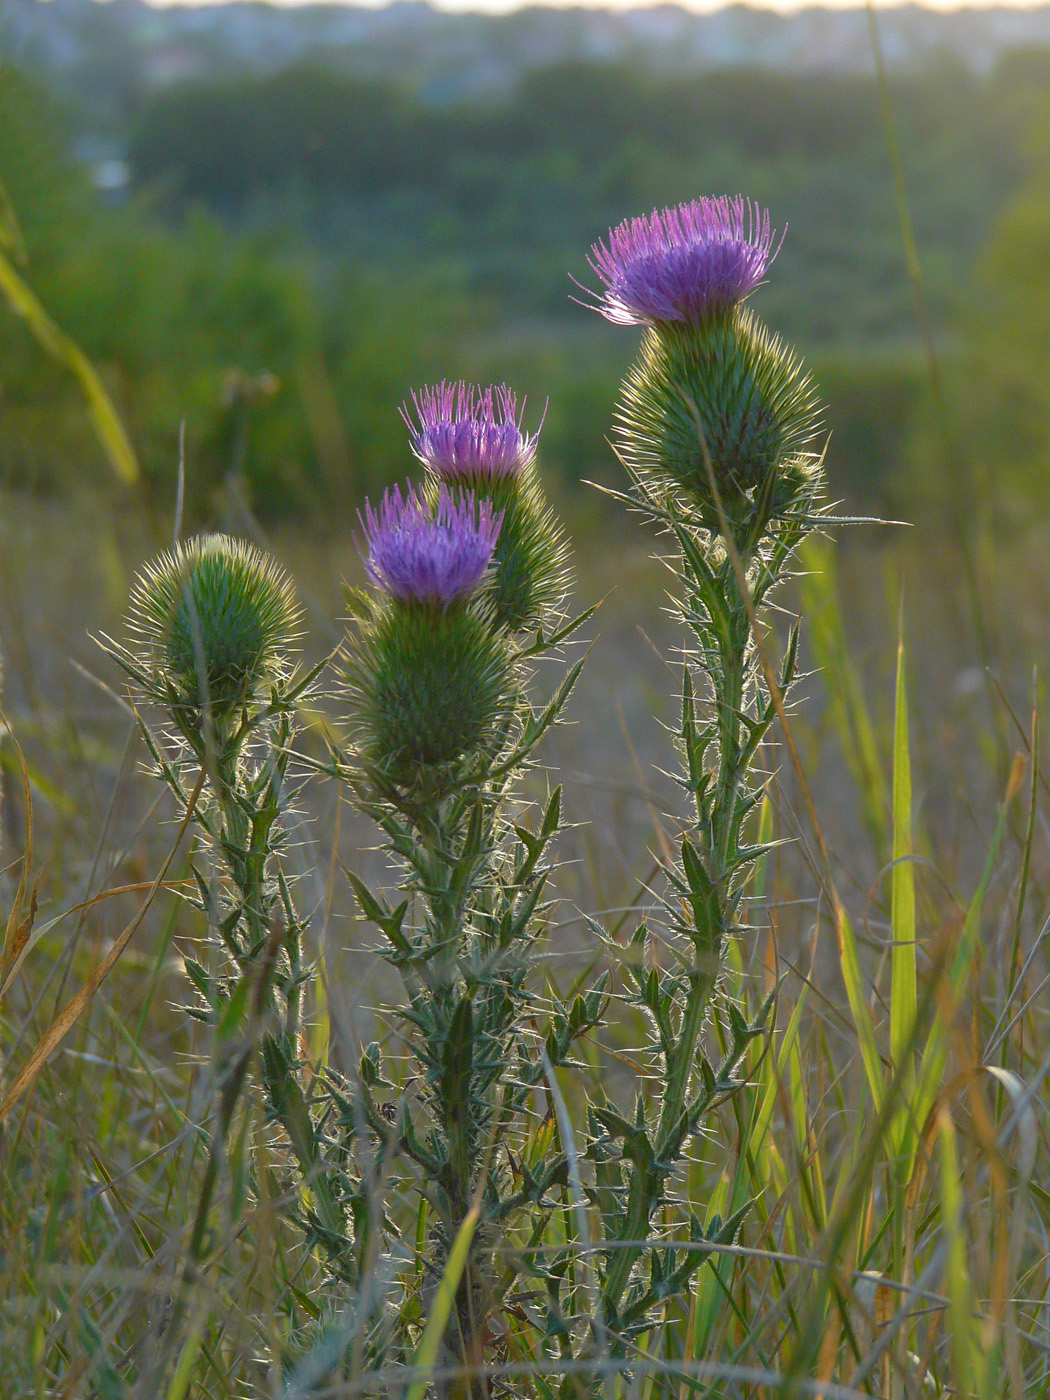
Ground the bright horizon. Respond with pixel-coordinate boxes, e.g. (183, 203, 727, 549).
(138, 0, 1050, 15)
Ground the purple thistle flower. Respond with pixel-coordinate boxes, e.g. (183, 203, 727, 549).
(586, 196, 779, 327)
(402, 381, 540, 481)
(360, 482, 502, 606)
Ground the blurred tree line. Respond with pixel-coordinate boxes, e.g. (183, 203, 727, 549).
(3, 50, 1050, 523)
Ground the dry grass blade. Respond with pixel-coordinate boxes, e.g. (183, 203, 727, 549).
(1, 878, 189, 1001)
(0, 770, 204, 1125)
(0, 245, 139, 485)
(0, 711, 38, 996)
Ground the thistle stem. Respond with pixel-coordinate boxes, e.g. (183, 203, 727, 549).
(600, 555, 756, 1328)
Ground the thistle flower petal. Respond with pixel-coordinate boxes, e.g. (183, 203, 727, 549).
(402, 382, 539, 481)
(360, 482, 502, 606)
(587, 196, 778, 327)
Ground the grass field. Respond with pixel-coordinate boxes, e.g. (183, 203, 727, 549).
(1, 475, 1049, 1397)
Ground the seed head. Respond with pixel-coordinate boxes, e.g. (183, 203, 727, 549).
(587, 196, 778, 327)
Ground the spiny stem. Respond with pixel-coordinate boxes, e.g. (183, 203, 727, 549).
(600, 555, 759, 1329)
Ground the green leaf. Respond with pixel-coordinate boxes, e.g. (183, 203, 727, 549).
(680, 837, 721, 951)
(183, 958, 216, 1008)
(540, 784, 562, 840)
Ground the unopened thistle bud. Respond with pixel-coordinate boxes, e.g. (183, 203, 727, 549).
(349, 483, 513, 792)
(126, 534, 301, 724)
(403, 382, 569, 631)
(587, 197, 823, 540)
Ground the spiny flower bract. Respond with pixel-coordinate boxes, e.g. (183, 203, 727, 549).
(402, 381, 539, 482)
(404, 383, 570, 631)
(348, 602, 513, 795)
(127, 534, 301, 718)
(615, 311, 823, 537)
(588, 196, 777, 327)
(361, 482, 501, 607)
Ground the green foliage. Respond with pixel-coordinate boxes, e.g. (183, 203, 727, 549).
(0, 70, 493, 514)
(6, 51, 1050, 516)
(126, 56, 1026, 345)
(130, 68, 430, 208)
(930, 94, 1050, 522)
(813, 351, 927, 504)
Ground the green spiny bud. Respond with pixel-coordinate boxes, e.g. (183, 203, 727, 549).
(348, 601, 512, 796)
(126, 534, 301, 722)
(351, 484, 514, 795)
(615, 309, 822, 540)
(457, 471, 569, 633)
(403, 382, 570, 631)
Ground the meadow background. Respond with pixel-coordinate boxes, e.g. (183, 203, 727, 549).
(4, 0, 1050, 1394)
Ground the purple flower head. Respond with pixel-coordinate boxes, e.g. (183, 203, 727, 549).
(360, 482, 502, 606)
(586, 196, 779, 327)
(402, 381, 540, 482)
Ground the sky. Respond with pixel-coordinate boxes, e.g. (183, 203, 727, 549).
(139, 0, 1050, 13)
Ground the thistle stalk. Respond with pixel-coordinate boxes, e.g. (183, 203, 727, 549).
(336, 436, 590, 1388)
(579, 195, 826, 1358)
(105, 536, 346, 1277)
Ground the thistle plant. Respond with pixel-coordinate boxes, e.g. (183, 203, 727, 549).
(102, 536, 344, 1305)
(554, 194, 828, 1364)
(591, 197, 822, 542)
(95, 200, 829, 1395)
(328, 410, 597, 1390)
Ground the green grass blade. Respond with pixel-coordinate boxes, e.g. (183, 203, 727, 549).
(938, 1108, 988, 1399)
(801, 536, 889, 852)
(404, 1203, 480, 1400)
(789, 1030, 828, 1231)
(0, 245, 139, 485)
(165, 1318, 206, 1400)
(889, 625, 917, 1162)
(751, 984, 808, 1153)
(690, 1175, 729, 1361)
(1008, 702, 1039, 1017)
(834, 897, 885, 1113)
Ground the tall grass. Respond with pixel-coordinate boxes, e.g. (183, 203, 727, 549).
(0, 491, 1048, 1397)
